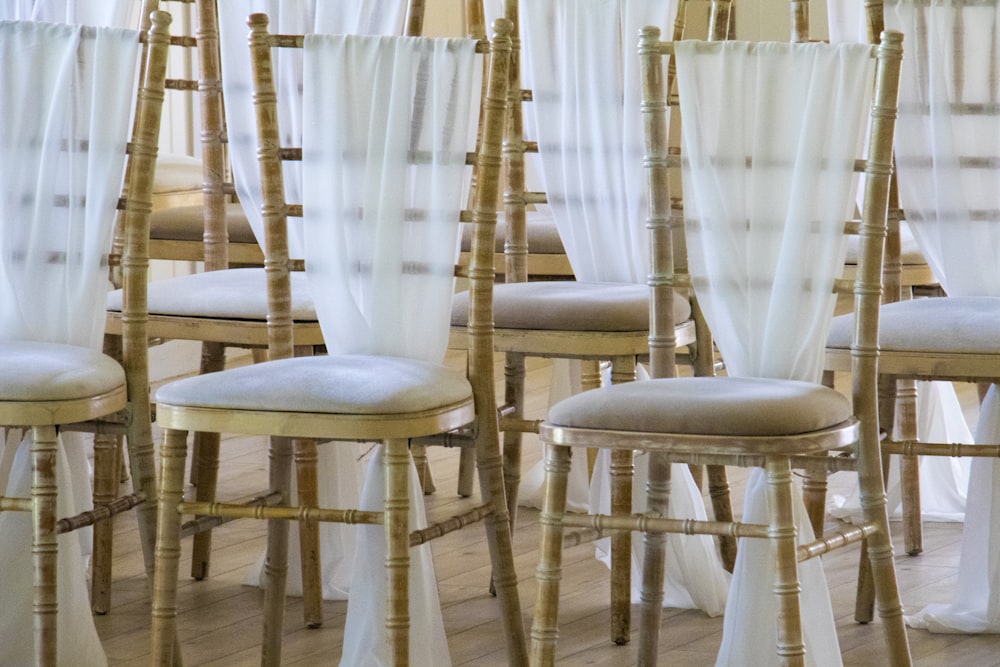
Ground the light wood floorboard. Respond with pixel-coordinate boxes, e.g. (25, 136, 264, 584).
(90, 352, 1000, 665)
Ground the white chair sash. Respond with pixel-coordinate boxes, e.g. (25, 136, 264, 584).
(876, 0, 1000, 634)
(220, 0, 411, 604)
(0, 0, 136, 25)
(675, 39, 874, 666)
(0, 20, 140, 667)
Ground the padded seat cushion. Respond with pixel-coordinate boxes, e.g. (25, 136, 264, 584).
(452, 281, 690, 332)
(460, 212, 566, 254)
(150, 202, 257, 244)
(0, 341, 125, 401)
(844, 221, 926, 266)
(156, 355, 472, 415)
(152, 153, 202, 194)
(107, 268, 317, 321)
(547, 376, 852, 436)
(828, 296, 1000, 354)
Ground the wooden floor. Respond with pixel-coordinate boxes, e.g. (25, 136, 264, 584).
(92, 353, 1000, 665)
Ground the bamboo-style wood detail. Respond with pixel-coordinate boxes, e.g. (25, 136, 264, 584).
(149, 12, 525, 666)
(529, 23, 911, 666)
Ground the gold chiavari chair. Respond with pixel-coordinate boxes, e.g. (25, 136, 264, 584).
(0, 12, 171, 665)
(530, 27, 910, 666)
(149, 13, 525, 665)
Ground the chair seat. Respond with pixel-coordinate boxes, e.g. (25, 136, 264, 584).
(0, 341, 127, 424)
(460, 212, 566, 255)
(107, 268, 317, 321)
(547, 376, 852, 437)
(451, 281, 689, 332)
(150, 201, 257, 244)
(828, 296, 1000, 354)
(155, 355, 475, 439)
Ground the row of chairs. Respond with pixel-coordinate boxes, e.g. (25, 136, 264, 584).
(4, 0, 1000, 664)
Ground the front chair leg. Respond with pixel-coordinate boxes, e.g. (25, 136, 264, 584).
(31, 426, 59, 667)
(530, 442, 571, 665)
(384, 438, 411, 665)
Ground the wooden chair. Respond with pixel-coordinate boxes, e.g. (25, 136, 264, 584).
(149, 14, 526, 665)
(449, 0, 736, 646)
(108, 0, 424, 630)
(0, 13, 170, 665)
(824, 0, 1000, 632)
(530, 28, 910, 666)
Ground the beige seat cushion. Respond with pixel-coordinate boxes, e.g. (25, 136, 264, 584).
(149, 202, 257, 244)
(844, 221, 926, 266)
(828, 296, 1000, 354)
(547, 376, 852, 437)
(156, 354, 472, 414)
(107, 268, 317, 321)
(460, 213, 566, 255)
(0, 341, 125, 401)
(452, 281, 689, 332)
(152, 153, 203, 195)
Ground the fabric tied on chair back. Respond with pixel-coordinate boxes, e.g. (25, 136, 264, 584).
(219, 0, 410, 258)
(675, 39, 874, 666)
(0, 0, 136, 26)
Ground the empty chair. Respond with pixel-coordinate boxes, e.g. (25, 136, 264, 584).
(0, 13, 170, 665)
(530, 28, 910, 665)
(149, 14, 525, 665)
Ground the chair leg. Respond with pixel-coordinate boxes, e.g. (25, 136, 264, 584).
(707, 464, 737, 572)
(261, 436, 293, 667)
(896, 378, 922, 555)
(189, 430, 220, 580)
(609, 356, 635, 645)
(294, 438, 323, 629)
(763, 456, 806, 666)
(637, 451, 670, 664)
(90, 431, 119, 614)
(31, 426, 59, 667)
(501, 351, 526, 526)
(385, 439, 411, 665)
(411, 443, 436, 494)
(151, 428, 189, 666)
(456, 447, 476, 498)
(530, 442, 571, 666)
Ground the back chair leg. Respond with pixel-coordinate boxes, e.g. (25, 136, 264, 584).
(530, 442, 571, 666)
(261, 436, 293, 667)
(294, 437, 323, 628)
(610, 355, 636, 645)
(151, 428, 190, 666)
(91, 431, 119, 614)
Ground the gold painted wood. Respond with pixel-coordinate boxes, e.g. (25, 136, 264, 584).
(528, 24, 910, 666)
(149, 12, 525, 666)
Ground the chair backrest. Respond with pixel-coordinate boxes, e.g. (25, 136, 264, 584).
(218, 0, 417, 260)
(0, 17, 165, 349)
(880, 0, 1000, 297)
(245, 13, 511, 368)
(639, 30, 903, 384)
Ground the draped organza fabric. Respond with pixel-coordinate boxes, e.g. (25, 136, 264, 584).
(0, 20, 139, 666)
(675, 40, 874, 666)
(506, 0, 731, 616)
(875, 0, 1000, 633)
(0, 0, 136, 25)
(301, 34, 476, 665)
(217, 0, 409, 603)
(826, 0, 973, 527)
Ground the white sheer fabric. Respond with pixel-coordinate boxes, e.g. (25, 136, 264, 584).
(876, 0, 1000, 633)
(675, 40, 875, 665)
(509, 0, 730, 616)
(0, 20, 139, 666)
(218, 0, 410, 602)
(826, 0, 973, 527)
(300, 34, 477, 665)
(0, 0, 136, 25)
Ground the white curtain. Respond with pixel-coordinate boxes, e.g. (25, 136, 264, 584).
(513, 0, 730, 617)
(0, 20, 139, 666)
(0, 0, 136, 25)
(217, 0, 410, 602)
(877, 0, 1000, 633)
(675, 40, 875, 665)
(300, 33, 478, 666)
(827, 0, 974, 527)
